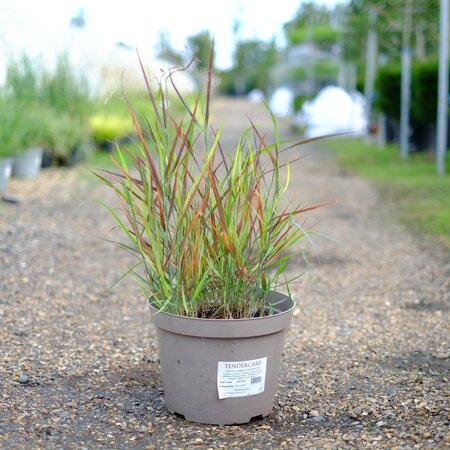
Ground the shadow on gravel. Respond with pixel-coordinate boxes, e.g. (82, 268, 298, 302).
(376, 351, 449, 377)
(308, 254, 351, 267)
(402, 300, 449, 312)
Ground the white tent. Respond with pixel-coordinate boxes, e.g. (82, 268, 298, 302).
(297, 86, 367, 138)
(269, 87, 294, 118)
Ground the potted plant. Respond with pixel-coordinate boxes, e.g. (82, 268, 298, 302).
(7, 103, 46, 178)
(95, 51, 324, 425)
(90, 114, 134, 152)
(41, 112, 92, 167)
(2, 53, 94, 170)
(0, 97, 20, 191)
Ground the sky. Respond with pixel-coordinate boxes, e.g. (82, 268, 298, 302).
(0, 0, 344, 88)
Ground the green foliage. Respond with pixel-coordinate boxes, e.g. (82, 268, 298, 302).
(326, 137, 450, 245)
(90, 115, 134, 145)
(0, 96, 49, 156)
(90, 90, 191, 151)
(5, 53, 92, 120)
(217, 70, 236, 96)
(219, 39, 278, 95)
(281, 2, 340, 92)
(375, 64, 401, 119)
(187, 30, 213, 89)
(289, 61, 339, 85)
(43, 113, 89, 161)
(85, 141, 136, 171)
(343, 0, 439, 62)
(287, 25, 338, 48)
(412, 60, 439, 124)
(376, 60, 445, 125)
(40, 54, 92, 121)
(0, 97, 22, 157)
(95, 55, 323, 319)
(293, 95, 312, 113)
(95, 92, 150, 118)
(5, 54, 40, 103)
(1, 53, 94, 163)
(284, 1, 336, 49)
(157, 31, 185, 67)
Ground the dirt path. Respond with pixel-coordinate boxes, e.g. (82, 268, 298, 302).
(0, 97, 448, 449)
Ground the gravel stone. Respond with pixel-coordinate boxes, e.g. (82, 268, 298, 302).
(0, 98, 448, 449)
(18, 374, 28, 384)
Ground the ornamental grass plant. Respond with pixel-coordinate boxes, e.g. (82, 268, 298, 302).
(95, 49, 324, 319)
(2, 53, 93, 163)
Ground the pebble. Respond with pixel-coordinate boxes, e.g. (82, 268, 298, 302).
(308, 415, 326, 424)
(18, 374, 28, 384)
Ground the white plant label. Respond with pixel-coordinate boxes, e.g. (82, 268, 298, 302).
(217, 357, 267, 399)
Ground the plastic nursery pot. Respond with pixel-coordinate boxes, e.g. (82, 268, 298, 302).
(0, 158, 13, 193)
(150, 291, 295, 426)
(12, 147, 43, 178)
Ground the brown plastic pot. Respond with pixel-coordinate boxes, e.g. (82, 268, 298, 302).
(150, 291, 295, 425)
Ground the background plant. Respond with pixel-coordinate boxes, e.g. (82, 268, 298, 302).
(0, 96, 49, 156)
(90, 114, 134, 149)
(1, 53, 94, 163)
(96, 52, 323, 319)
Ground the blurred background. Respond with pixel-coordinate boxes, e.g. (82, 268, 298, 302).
(0, 0, 448, 243)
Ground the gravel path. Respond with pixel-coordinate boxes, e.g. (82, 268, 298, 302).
(0, 98, 449, 449)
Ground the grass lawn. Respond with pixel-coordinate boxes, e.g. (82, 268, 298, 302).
(324, 137, 450, 246)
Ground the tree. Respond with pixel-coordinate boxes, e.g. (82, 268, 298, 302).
(218, 39, 277, 96)
(343, 0, 439, 63)
(157, 32, 185, 67)
(280, 2, 342, 96)
(183, 31, 214, 89)
(187, 31, 213, 71)
(283, 1, 338, 49)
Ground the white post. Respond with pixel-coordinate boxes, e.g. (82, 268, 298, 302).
(437, 0, 449, 176)
(306, 15, 315, 96)
(377, 113, 387, 147)
(364, 8, 378, 138)
(400, 0, 413, 159)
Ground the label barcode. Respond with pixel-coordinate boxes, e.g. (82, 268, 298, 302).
(251, 376, 262, 384)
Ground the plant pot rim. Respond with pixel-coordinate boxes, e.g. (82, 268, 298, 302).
(18, 147, 44, 157)
(149, 290, 295, 339)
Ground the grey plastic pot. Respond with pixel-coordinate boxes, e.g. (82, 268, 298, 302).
(0, 158, 13, 193)
(150, 291, 294, 425)
(12, 147, 43, 178)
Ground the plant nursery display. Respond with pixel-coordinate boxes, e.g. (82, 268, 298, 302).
(1, 54, 94, 168)
(0, 98, 44, 178)
(95, 50, 324, 425)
